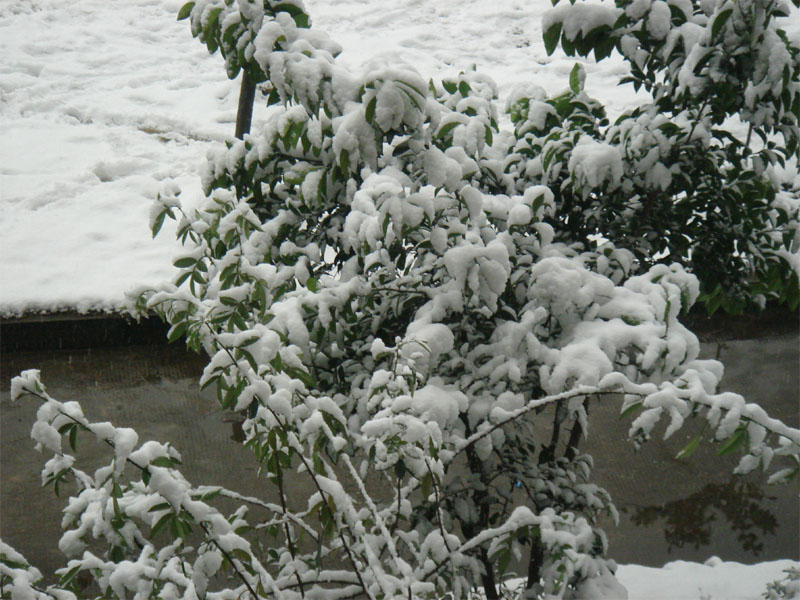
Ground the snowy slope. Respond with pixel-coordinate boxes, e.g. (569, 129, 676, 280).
(617, 558, 799, 600)
(0, 0, 233, 315)
(1, 0, 797, 316)
(0, 0, 638, 317)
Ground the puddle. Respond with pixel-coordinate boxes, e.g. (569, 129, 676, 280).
(627, 477, 780, 557)
(1, 338, 797, 582)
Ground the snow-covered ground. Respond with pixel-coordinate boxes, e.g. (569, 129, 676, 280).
(616, 558, 798, 600)
(6, 0, 798, 317)
(496, 558, 800, 598)
(0, 0, 798, 594)
(4, 0, 631, 316)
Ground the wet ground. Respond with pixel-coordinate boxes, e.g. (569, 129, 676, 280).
(1, 314, 798, 582)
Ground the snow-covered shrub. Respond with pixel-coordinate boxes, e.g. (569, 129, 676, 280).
(534, 0, 800, 313)
(764, 566, 800, 599)
(3, 1, 799, 599)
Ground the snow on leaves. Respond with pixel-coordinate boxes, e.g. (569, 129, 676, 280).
(3, 1, 799, 599)
(135, 4, 800, 592)
(540, 0, 800, 313)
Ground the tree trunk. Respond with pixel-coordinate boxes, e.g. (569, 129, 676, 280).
(526, 526, 544, 593)
(480, 548, 500, 600)
(235, 70, 256, 140)
(564, 397, 590, 462)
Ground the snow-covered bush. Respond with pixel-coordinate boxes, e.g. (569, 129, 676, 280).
(764, 566, 800, 599)
(534, 0, 800, 313)
(3, 0, 799, 598)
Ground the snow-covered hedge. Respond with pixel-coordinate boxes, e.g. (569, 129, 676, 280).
(3, 0, 799, 598)
(537, 0, 800, 313)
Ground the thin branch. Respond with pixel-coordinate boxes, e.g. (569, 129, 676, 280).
(275, 458, 306, 597)
(340, 453, 414, 595)
(198, 521, 261, 600)
(202, 328, 375, 599)
(449, 387, 626, 464)
(424, 458, 459, 587)
(195, 487, 319, 542)
(20, 388, 271, 600)
(262, 405, 375, 600)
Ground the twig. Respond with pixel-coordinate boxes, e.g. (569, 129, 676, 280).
(449, 388, 626, 464)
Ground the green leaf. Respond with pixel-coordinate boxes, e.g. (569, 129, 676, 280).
(569, 63, 584, 94)
(69, 425, 78, 451)
(785, 271, 800, 310)
(200, 488, 222, 501)
(313, 452, 325, 475)
(267, 87, 281, 106)
(711, 8, 733, 39)
(365, 97, 376, 124)
(397, 79, 426, 101)
(191, 270, 207, 285)
(484, 125, 493, 146)
(496, 546, 512, 575)
(167, 321, 189, 344)
(202, 7, 223, 51)
(173, 256, 197, 269)
(287, 366, 316, 389)
(704, 287, 724, 316)
(230, 547, 253, 563)
(717, 426, 746, 456)
(150, 512, 174, 538)
(151, 456, 176, 469)
(174, 516, 192, 539)
(676, 434, 702, 460)
(594, 35, 616, 61)
(151, 210, 167, 238)
(0, 555, 30, 570)
(239, 335, 260, 347)
(619, 401, 643, 420)
(148, 501, 173, 513)
(306, 277, 319, 292)
(273, 3, 310, 28)
(436, 121, 460, 139)
(238, 348, 259, 372)
(458, 81, 471, 97)
(561, 31, 576, 55)
(175, 270, 192, 287)
(420, 472, 432, 499)
(58, 564, 82, 587)
(543, 22, 563, 56)
(442, 81, 458, 95)
(177, 1, 195, 21)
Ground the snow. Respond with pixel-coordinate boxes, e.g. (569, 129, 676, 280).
(617, 558, 799, 600)
(0, 1, 798, 317)
(1, 0, 799, 595)
(489, 559, 800, 599)
(0, 0, 643, 317)
(568, 136, 624, 193)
